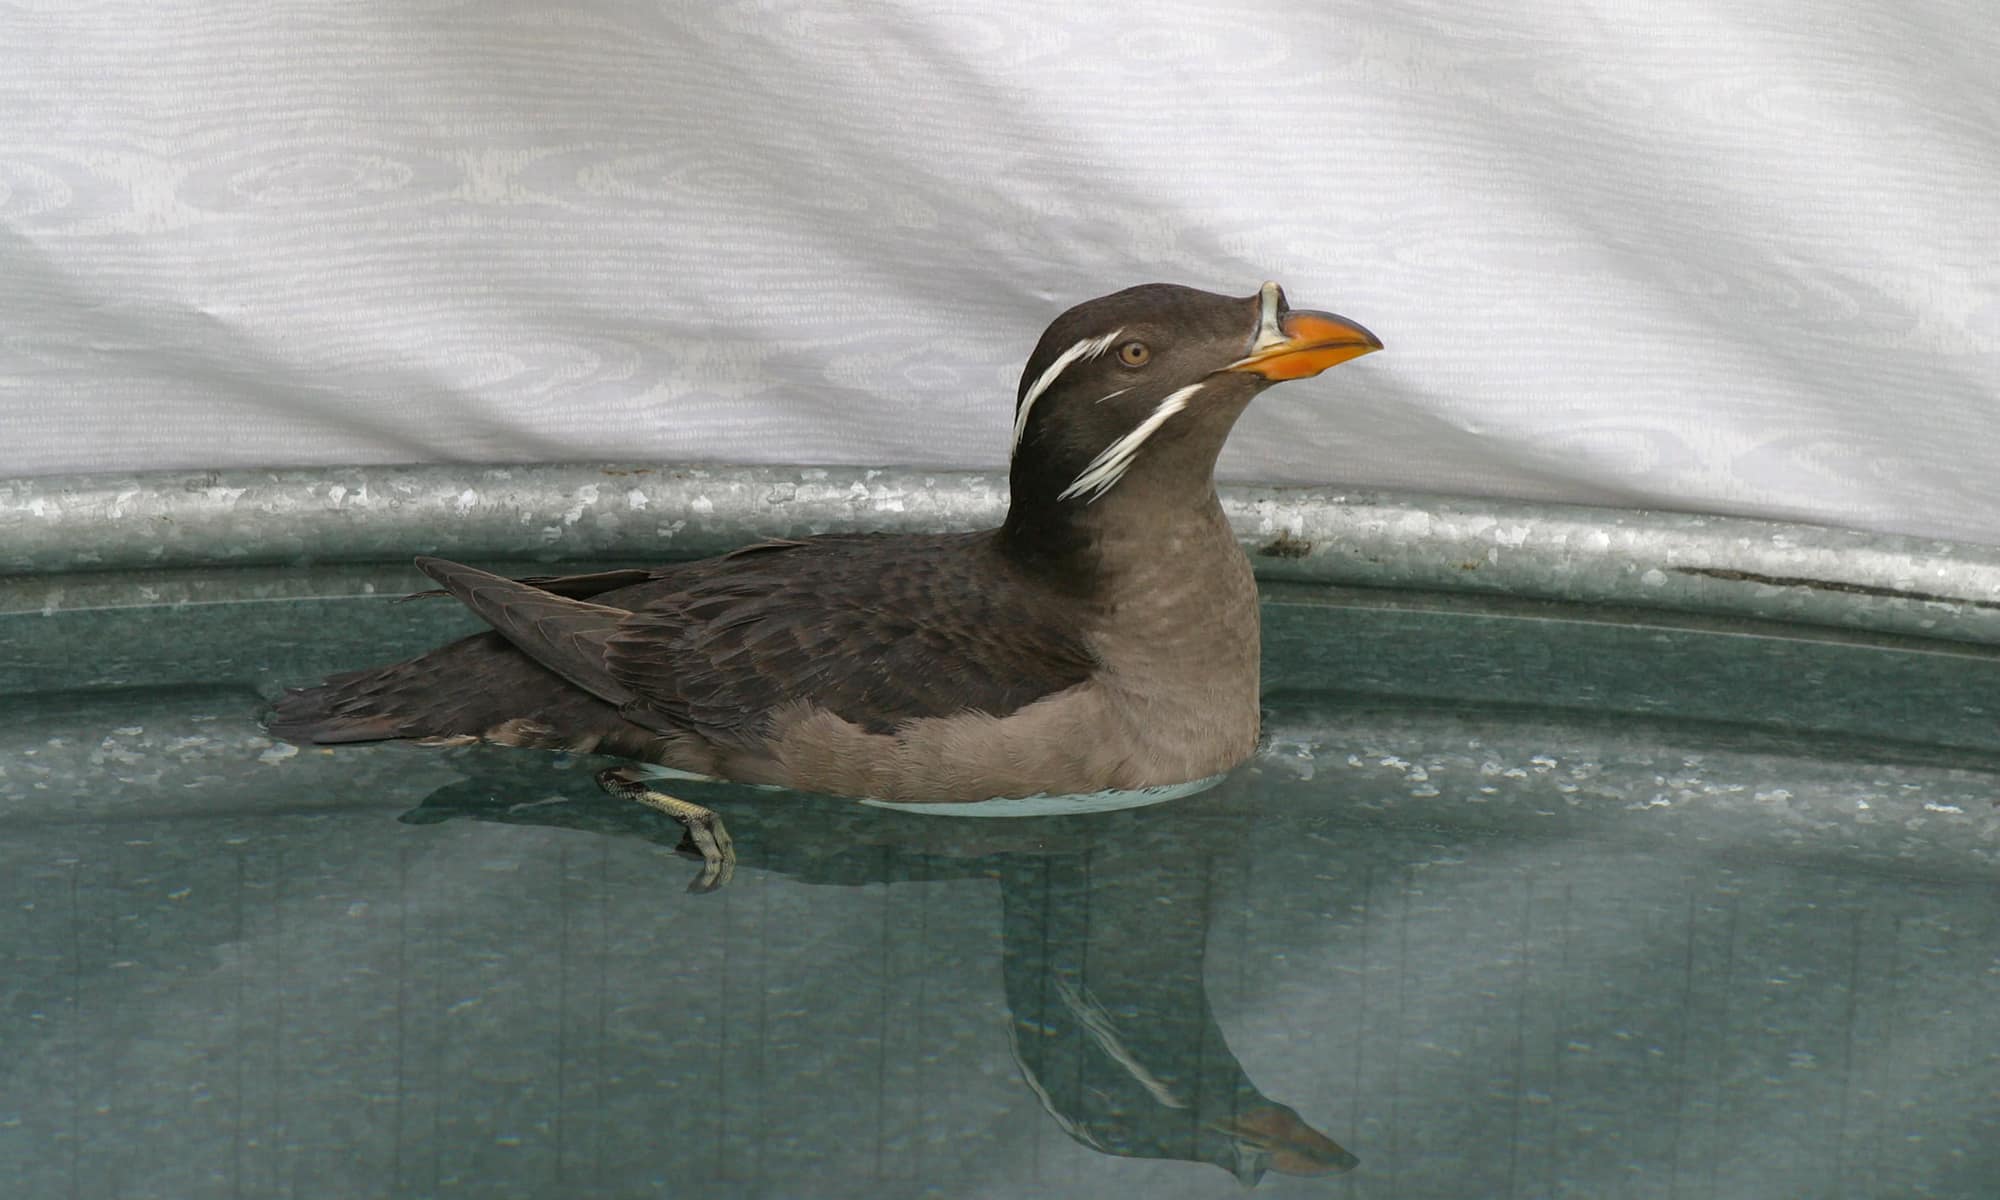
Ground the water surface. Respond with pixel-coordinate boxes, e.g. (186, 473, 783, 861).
(4, 565, 1999, 1198)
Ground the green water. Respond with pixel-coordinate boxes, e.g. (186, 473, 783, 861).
(4, 564, 1999, 1198)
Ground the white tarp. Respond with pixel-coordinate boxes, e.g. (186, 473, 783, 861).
(2, 1, 1995, 542)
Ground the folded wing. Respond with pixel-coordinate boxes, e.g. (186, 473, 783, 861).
(414, 533, 1099, 744)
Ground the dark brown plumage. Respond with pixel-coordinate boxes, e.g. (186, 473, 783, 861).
(273, 532, 1095, 748)
(267, 281, 1379, 884)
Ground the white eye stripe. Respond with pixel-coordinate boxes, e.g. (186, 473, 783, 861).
(1010, 328, 1124, 454)
(1057, 382, 1203, 504)
(1054, 976, 1186, 1109)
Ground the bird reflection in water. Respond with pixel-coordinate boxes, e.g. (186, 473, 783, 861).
(401, 759, 1358, 1186)
(997, 845, 1358, 1184)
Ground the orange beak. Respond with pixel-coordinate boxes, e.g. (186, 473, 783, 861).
(1228, 282, 1382, 381)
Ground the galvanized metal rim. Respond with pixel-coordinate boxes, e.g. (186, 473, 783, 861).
(4, 463, 1999, 648)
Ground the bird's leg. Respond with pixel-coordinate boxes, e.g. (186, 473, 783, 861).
(596, 766, 735, 893)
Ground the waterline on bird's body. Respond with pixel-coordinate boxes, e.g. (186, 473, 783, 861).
(858, 774, 1226, 817)
(625, 761, 1227, 816)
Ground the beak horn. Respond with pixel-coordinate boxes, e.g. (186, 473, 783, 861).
(1230, 281, 1382, 381)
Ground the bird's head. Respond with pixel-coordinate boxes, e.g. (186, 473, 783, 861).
(1003, 281, 1379, 537)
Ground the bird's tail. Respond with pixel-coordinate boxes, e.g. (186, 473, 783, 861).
(264, 631, 515, 746)
(265, 626, 642, 757)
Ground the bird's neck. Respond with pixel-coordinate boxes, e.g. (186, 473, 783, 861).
(998, 472, 1240, 600)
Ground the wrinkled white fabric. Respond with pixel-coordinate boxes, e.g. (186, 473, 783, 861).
(2, 1, 1995, 542)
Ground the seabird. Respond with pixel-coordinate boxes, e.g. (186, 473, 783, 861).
(267, 282, 1381, 888)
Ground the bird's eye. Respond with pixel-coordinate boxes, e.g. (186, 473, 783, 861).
(1117, 341, 1150, 367)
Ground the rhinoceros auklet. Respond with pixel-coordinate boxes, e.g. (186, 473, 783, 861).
(267, 282, 1381, 889)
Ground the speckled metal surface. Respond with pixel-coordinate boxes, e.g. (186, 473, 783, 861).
(6, 463, 2000, 646)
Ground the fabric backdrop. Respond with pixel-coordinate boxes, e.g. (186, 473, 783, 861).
(2, 1, 1994, 543)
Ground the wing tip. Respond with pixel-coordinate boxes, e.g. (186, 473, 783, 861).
(262, 688, 406, 746)
(413, 555, 511, 602)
